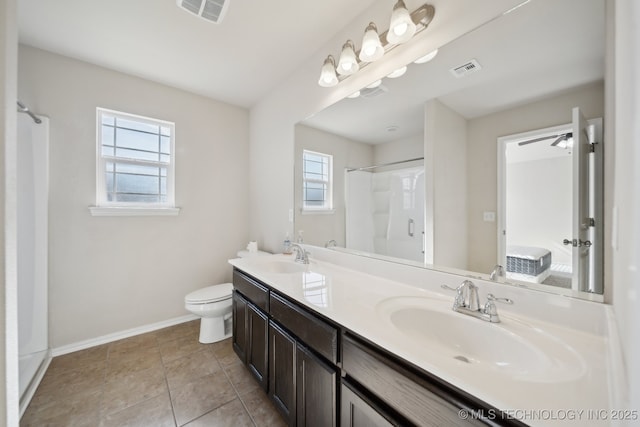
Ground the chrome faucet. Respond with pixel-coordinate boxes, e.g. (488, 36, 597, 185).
(489, 264, 505, 281)
(290, 243, 309, 264)
(325, 239, 337, 248)
(442, 280, 513, 323)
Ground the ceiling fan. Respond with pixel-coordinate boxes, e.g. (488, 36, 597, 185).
(517, 132, 573, 147)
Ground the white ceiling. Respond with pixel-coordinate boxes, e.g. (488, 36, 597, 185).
(303, 0, 605, 144)
(17, 0, 378, 108)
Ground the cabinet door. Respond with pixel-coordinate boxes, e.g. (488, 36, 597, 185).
(341, 382, 395, 427)
(232, 290, 248, 363)
(269, 321, 296, 426)
(296, 343, 337, 427)
(247, 302, 268, 391)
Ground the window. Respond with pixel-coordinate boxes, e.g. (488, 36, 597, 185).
(92, 108, 178, 216)
(302, 150, 333, 211)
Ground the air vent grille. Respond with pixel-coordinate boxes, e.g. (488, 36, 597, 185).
(360, 85, 389, 99)
(450, 59, 482, 78)
(176, 0, 229, 23)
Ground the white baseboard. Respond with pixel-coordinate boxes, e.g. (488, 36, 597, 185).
(51, 314, 198, 357)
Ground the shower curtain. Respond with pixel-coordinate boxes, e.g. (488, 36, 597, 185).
(17, 114, 49, 413)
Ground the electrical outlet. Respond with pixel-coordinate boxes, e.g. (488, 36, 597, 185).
(288, 209, 294, 223)
(483, 211, 496, 222)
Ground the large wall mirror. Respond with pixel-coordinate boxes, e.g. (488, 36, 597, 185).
(294, 0, 605, 298)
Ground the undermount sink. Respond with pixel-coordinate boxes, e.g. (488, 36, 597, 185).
(375, 296, 586, 383)
(259, 259, 308, 274)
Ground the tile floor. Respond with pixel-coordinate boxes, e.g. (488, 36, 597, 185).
(21, 320, 287, 427)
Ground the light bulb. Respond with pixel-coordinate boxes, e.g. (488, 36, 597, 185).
(387, 66, 407, 79)
(393, 22, 408, 37)
(359, 22, 384, 62)
(337, 40, 360, 76)
(347, 91, 360, 99)
(414, 49, 439, 64)
(318, 55, 338, 87)
(387, 0, 416, 44)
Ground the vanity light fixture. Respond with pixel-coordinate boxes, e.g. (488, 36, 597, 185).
(359, 22, 385, 62)
(318, 55, 339, 87)
(387, 65, 408, 78)
(337, 40, 360, 75)
(387, 0, 417, 44)
(317, 3, 435, 88)
(414, 48, 438, 64)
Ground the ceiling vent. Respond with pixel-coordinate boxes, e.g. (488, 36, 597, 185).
(176, 0, 230, 24)
(450, 59, 482, 78)
(360, 85, 389, 99)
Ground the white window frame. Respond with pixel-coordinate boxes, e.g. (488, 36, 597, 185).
(90, 108, 179, 216)
(302, 149, 334, 213)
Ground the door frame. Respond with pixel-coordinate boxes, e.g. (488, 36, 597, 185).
(496, 118, 603, 296)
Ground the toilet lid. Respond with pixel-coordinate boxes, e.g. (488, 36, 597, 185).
(185, 283, 233, 303)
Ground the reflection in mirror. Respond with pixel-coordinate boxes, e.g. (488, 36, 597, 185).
(295, 0, 605, 297)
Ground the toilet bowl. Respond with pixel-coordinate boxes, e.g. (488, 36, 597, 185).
(186, 249, 270, 344)
(185, 283, 234, 343)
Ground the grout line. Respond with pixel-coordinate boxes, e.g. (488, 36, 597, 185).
(220, 363, 259, 427)
(157, 334, 179, 427)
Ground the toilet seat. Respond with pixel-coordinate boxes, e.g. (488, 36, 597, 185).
(185, 283, 233, 304)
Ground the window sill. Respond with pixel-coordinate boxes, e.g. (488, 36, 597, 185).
(89, 206, 181, 217)
(300, 209, 335, 215)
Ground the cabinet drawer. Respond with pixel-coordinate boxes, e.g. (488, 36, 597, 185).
(342, 334, 484, 427)
(233, 269, 269, 311)
(270, 292, 338, 364)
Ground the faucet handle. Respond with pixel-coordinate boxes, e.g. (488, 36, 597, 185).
(486, 293, 514, 305)
(440, 284, 458, 291)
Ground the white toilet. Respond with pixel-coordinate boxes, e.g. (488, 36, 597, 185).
(185, 283, 234, 344)
(185, 249, 269, 344)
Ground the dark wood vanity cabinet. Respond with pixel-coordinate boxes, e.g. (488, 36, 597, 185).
(233, 269, 337, 426)
(295, 343, 337, 427)
(341, 380, 395, 427)
(232, 269, 270, 391)
(231, 291, 248, 363)
(232, 268, 519, 427)
(268, 321, 296, 423)
(246, 302, 268, 390)
(232, 290, 268, 391)
(268, 320, 337, 427)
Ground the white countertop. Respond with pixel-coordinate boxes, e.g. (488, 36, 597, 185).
(229, 250, 623, 427)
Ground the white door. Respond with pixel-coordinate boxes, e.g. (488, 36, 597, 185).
(570, 107, 603, 293)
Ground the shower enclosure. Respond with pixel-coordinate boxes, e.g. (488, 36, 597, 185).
(346, 161, 425, 263)
(17, 109, 49, 415)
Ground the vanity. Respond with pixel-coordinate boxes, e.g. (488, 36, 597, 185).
(229, 249, 617, 427)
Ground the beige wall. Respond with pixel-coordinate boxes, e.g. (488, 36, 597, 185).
(294, 124, 372, 248)
(373, 134, 423, 166)
(18, 46, 250, 348)
(425, 99, 467, 269)
(466, 82, 605, 273)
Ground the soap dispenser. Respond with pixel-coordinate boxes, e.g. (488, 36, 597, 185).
(283, 233, 292, 254)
